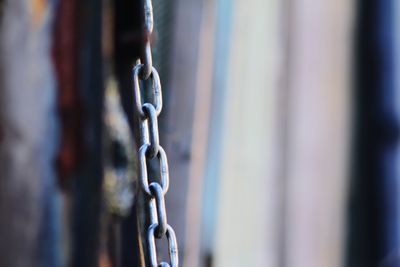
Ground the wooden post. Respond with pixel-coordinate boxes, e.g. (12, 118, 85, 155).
(160, 0, 216, 265)
(282, 0, 353, 266)
(211, 0, 284, 266)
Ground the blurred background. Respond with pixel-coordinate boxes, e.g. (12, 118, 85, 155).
(0, 0, 399, 266)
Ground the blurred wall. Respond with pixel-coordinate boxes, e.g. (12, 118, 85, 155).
(210, 0, 282, 266)
(196, 0, 354, 266)
(283, 0, 353, 266)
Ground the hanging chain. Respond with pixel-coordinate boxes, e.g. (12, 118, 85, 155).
(141, 0, 154, 80)
(133, 0, 179, 266)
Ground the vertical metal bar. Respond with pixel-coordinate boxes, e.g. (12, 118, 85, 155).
(113, 0, 145, 265)
(71, 0, 104, 265)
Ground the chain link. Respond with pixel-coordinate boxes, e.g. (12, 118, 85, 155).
(141, 0, 154, 79)
(138, 143, 169, 197)
(148, 224, 179, 267)
(133, 1, 179, 265)
(142, 103, 160, 158)
(149, 182, 168, 238)
(133, 65, 162, 117)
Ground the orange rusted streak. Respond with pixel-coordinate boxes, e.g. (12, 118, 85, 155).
(52, 0, 82, 190)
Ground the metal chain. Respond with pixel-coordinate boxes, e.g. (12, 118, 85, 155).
(133, 0, 179, 266)
(141, 0, 154, 79)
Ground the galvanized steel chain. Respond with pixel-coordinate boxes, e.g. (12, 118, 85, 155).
(141, 0, 154, 80)
(133, 0, 179, 266)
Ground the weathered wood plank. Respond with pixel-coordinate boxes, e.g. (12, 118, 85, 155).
(283, 0, 353, 266)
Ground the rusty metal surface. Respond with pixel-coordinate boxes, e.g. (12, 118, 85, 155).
(53, 0, 82, 190)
